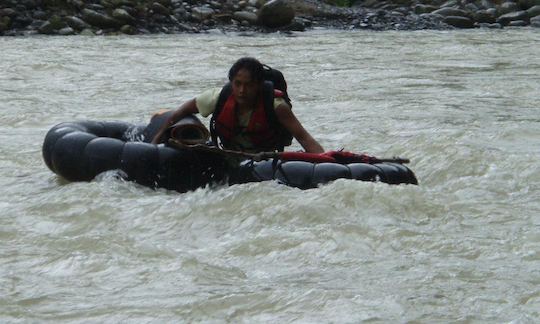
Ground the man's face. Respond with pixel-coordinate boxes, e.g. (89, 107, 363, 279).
(231, 68, 260, 106)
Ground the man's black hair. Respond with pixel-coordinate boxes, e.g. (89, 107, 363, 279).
(228, 57, 265, 83)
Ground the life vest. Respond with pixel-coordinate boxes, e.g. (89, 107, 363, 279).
(210, 81, 292, 152)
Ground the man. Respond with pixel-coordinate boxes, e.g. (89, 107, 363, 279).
(152, 57, 324, 154)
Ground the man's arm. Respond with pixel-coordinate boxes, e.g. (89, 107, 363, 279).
(151, 98, 199, 144)
(274, 103, 324, 153)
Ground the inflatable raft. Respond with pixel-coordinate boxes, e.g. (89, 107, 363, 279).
(42, 113, 417, 192)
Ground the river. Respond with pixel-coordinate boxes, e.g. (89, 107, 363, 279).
(1, 29, 539, 322)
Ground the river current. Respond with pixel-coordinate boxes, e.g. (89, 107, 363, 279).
(1, 29, 539, 322)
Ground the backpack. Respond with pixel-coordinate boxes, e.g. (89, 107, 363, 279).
(210, 64, 293, 152)
(262, 64, 289, 102)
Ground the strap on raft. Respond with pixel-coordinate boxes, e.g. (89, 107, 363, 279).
(168, 139, 410, 165)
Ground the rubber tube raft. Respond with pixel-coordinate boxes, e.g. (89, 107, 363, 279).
(42, 115, 417, 192)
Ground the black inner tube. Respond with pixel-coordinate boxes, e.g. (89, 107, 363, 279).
(42, 114, 418, 192)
